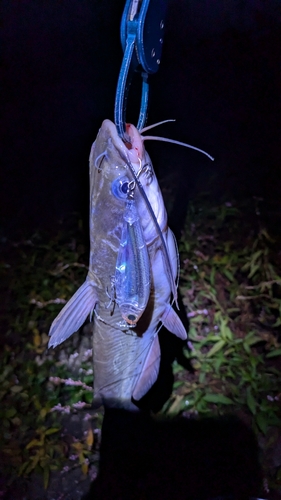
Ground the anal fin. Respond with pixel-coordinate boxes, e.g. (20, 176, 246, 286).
(48, 280, 98, 348)
(161, 304, 187, 340)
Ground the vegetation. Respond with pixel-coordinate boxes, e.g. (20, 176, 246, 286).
(0, 217, 98, 494)
(1, 197, 281, 496)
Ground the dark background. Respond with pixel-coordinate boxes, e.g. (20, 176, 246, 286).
(1, 0, 281, 236)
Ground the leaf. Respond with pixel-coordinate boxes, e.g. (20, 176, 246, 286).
(260, 228, 275, 242)
(50, 463, 60, 471)
(221, 325, 233, 341)
(243, 342, 251, 354)
(168, 395, 184, 414)
(203, 394, 233, 405)
(266, 349, 281, 358)
(207, 340, 225, 357)
(5, 408, 17, 419)
(40, 408, 48, 419)
(45, 427, 60, 436)
(206, 335, 223, 342)
(184, 241, 190, 252)
(191, 315, 205, 323)
(33, 328, 41, 347)
(223, 268, 235, 282)
(248, 263, 260, 279)
(19, 461, 29, 476)
(11, 417, 21, 426)
(26, 439, 41, 449)
(173, 362, 184, 374)
(196, 399, 208, 412)
(43, 465, 50, 489)
(82, 461, 88, 475)
(246, 387, 256, 415)
(244, 333, 263, 346)
(224, 348, 235, 356)
(268, 414, 281, 427)
(188, 326, 197, 339)
(210, 267, 216, 286)
(29, 453, 40, 471)
(241, 261, 250, 272)
(251, 250, 263, 263)
(213, 357, 224, 374)
(192, 360, 201, 370)
(85, 428, 94, 448)
(72, 441, 83, 452)
(10, 385, 23, 393)
(84, 391, 94, 404)
(214, 310, 222, 322)
(255, 412, 268, 435)
(273, 317, 281, 327)
(173, 381, 184, 389)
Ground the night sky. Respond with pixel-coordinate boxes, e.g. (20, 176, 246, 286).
(1, 0, 281, 236)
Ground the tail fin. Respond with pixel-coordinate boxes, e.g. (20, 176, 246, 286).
(48, 280, 98, 348)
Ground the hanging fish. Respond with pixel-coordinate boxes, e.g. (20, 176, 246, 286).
(48, 119, 212, 409)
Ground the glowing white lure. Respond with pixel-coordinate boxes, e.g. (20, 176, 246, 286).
(115, 197, 151, 326)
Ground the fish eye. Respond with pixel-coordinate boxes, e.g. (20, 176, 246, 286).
(121, 181, 129, 194)
(111, 176, 130, 200)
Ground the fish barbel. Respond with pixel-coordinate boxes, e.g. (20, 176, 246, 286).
(48, 119, 187, 409)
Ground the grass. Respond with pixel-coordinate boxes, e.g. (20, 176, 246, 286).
(1, 196, 281, 496)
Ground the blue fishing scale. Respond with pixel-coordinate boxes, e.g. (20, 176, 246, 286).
(115, 0, 168, 140)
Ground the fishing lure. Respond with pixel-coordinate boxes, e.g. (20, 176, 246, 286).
(115, 197, 151, 327)
(112, 170, 151, 327)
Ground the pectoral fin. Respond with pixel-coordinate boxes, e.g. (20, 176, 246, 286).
(161, 304, 187, 340)
(132, 335, 161, 401)
(48, 280, 98, 348)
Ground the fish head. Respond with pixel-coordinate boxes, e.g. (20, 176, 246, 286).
(89, 119, 167, 250)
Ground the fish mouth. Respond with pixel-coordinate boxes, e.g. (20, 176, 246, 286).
(101, 119, 144, 167)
